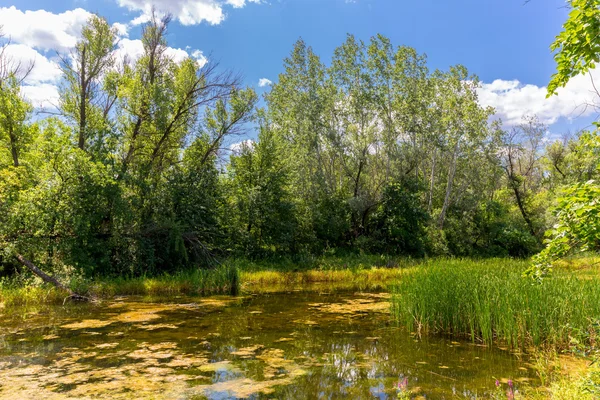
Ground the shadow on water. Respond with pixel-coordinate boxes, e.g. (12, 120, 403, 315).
(0, 291, 537, 399)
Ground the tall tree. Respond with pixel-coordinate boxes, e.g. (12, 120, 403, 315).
(0, 75, 33, 167)
(59, 15, 116, 152)
(500, 116, 546, 238)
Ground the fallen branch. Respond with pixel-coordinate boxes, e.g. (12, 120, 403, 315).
(15, 254, 91, 302)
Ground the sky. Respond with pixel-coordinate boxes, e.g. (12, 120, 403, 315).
(0, 0, 598, 139)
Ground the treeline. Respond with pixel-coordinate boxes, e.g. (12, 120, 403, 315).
(1, 14, 598, 278)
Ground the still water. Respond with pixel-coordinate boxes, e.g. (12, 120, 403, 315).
(0, 290, 536, 399)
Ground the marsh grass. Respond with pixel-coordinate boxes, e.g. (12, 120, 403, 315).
(0, 263, 241, 307)
(228, 253, 418, 273)
(0, 255, 410, 306)
(391, 258, 600, 349)
(241, 267, 408, 293)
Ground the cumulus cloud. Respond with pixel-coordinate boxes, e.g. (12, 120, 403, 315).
(258, 78, 272, 87)
(0, 6, 91, 51)
(116, 0, 260, 26)
(112, 22, 129, 37)
(0, 44, 62, 110)
(21, 83, 60, 109)
(478, 69, 600, 126)
(191, 49, 208, 68)
(3, 44, 62, 84)
(113, 39, 207, 66)
(230, 139, 254, 154)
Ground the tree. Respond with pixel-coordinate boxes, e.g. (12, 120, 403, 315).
(548, 0, 600, 96)
(499, 116, 546, 239)
(226, 123, 296, 256)
(0, 75, 33, 167)
(529, 132, 600, 278)
(59, 15, 116, 152)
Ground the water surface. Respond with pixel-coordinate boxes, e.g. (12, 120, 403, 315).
(0, 290, 536, 399)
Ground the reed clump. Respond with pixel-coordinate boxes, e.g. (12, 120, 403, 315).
(391, 258, 600, 349)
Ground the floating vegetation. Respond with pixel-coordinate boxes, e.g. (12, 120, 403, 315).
(61, 319, 113, 330)
(0, 291, 538, 399)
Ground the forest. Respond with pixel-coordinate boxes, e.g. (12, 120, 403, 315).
(0, 13, 597, 281)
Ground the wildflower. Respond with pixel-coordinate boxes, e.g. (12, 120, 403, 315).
(397, 376, 408, 390)
(506, 379, 515, 400)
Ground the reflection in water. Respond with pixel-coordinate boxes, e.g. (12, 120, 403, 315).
(0, 291, 536, 399)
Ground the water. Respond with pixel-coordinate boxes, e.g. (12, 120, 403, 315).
(0, 290, 536, 399)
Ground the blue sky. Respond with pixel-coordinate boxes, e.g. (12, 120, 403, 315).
(0, 0, 597, 136)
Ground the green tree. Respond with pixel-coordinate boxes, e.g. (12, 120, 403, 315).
(548, 0, 600, 96)
(59, 15, 117, 153)
(226, 124, 296, 256)
(0, 75, 33, 167)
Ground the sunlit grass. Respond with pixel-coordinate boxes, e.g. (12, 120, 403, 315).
(391, 258, 600, 349)
(0, 263, 240, 306)
(240, 267, 409, 293)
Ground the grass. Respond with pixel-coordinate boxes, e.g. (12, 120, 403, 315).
(227, 253, 418, 272)
(234, 253, 415, 292)
(0, 254, 412, 307)
(0, 263, 240, 307)
(391, 258, 600, 349)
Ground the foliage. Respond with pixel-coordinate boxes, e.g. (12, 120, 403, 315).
(530, 180, 600, 279)
(366, 179, 429, 256)
(548, 0, 600, 96)
(529, 131, 600, 279)
(225, 124, 297, 256)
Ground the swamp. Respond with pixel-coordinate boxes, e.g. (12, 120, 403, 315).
(2, 0, 600, 398)
(1, 290, 537, 399)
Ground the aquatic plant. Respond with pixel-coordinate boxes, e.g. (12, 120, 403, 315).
(391, 258, 600, 349)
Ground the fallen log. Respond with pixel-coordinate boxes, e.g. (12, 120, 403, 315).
(15, 254, 91, 302)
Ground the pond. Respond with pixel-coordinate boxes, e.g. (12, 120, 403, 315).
(0, 290, 537, 399)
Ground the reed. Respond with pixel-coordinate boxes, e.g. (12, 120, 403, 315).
(391, 258, 600, 349)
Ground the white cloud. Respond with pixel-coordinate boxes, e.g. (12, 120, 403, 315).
(478, 69, 600, 126)
(258, 78, 272, 87)
(165, 46, 190, 63)
(113, 38, 145, 64)
(116, 0, 261, 26)
(230, 139, 254, 154)
(3, 44, 62, 84)
(119, 0, 225, 26)
(0, 6, 91, 51)
(114, 39, 206, 67)
(226, 0, 259, 8)
(21, 83, 60, 109)
(112, 22, 129, 38)
(191, 49, 208, 68)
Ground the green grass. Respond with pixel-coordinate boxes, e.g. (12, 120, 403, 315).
(391, 258, 600, 349)
(227, 253, 418, 272)
(0, 263, 240, 307)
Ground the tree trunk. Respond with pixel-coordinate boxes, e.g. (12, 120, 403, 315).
(9, 129, 19, 167)
(438, 142, 459, 229)
(510, 180, 537, 238)
(15, 254, 89, 301)
(78, 45, 87, 151)
(428, 148, 436, 214)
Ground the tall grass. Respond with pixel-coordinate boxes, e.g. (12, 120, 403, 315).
(391, 259, 600, 349)
(0, 263, 241, 307)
